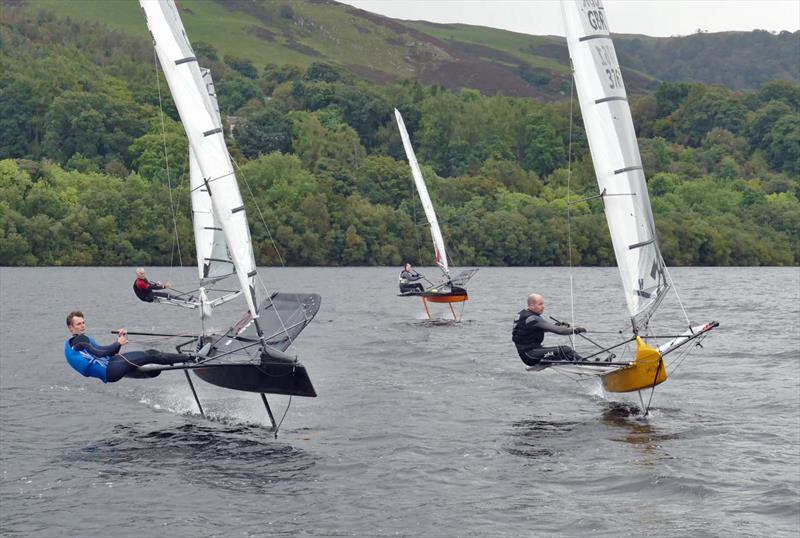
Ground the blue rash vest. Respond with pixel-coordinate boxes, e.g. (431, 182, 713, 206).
(64, 336, 111, 383)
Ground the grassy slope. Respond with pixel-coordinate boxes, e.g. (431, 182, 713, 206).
(29, 0, 569, 84)
(404, 20, 567, 72)
(33, 0, 314, 66)
(23, 0, 794, 94)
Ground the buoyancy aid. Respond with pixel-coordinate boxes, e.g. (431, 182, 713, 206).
(512, 309, 545, 349)
(64, 336, 110, 383)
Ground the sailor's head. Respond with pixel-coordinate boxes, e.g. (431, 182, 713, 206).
(66, 311, 86, 335)
(404, 263, 412, 271)
(527, 293, 545, 314)
(136, 267, 146, 277)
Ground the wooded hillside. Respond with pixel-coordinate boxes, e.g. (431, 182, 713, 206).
(0, 4, 797, 267)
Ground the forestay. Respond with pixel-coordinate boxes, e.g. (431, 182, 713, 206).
(140, 0, 259, 318)
(394, 109, 450, 276)
(561, 0, 669, 333)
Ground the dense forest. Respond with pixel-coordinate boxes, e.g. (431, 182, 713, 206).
(0, 8, 798, 267)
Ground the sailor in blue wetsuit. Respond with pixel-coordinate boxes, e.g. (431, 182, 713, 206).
(512, 293, 586, 367)
(64, 310, 189, 383)
(399, 263, 425, 294)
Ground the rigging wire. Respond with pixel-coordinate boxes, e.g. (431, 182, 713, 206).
(565, 65, 578, 350)
(663, 264, 692, 328)
(152, 48, 185, 277)
(233, 158, 286, 268)
(229, 157, 302, 325)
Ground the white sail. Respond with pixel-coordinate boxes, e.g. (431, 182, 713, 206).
(190, 69, 234, 283)
(394, 109, 450, 276)
(140, 0, 259, 318)
(561, 0, 669, 332)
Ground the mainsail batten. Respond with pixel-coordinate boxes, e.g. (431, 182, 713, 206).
(561, 0, 669, 332)
(394, 109, 450, 276)
(140, 0, 259, 317)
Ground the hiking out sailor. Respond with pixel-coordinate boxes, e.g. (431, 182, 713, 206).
(512, 293, 586, 367)
(64, 310, 189, 383)
(133, 267, 179, 302)
(399, 263, 425, 294)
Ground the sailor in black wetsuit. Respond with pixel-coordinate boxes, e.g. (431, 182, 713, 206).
(512, 293, 586, 367)
(399, 263, 425, 294)
(64, 311, 190, 383)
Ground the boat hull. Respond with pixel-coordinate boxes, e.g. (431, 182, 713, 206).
(601, 336, 667, 393)
(601, 359, 666, 392)
(424, 293, 468, 304)
(193, 362, 317, 397)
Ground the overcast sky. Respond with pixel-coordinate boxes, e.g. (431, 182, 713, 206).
(340, 0, 800, 37)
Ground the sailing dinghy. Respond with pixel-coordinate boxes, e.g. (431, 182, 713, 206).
(136, 0, 320, 430)
(394, 109, 478, 321)
(528, 0, 717, 407)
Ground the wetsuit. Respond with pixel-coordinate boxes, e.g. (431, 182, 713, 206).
(399, 270, 424, 294)
(64, 334, 188, 383)
(512, 309, 584, 367)
(133, 277, 170, 302)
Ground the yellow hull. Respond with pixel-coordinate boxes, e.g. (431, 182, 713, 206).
(601, 336, 667, 393)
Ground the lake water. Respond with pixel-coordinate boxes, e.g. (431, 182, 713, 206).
(1, 266, 798, 537)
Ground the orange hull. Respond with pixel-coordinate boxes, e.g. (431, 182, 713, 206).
(424, 295, 468, 304)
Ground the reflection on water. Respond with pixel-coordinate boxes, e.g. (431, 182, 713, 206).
(63, 423, 316, 494)
(600, 401, 684, 467)
(505, 418, 581, 459)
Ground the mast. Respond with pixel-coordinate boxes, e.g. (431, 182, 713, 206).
(140, 0, 259, 319)
(561, 0, 669, 333)
(394, 109, 450, 278)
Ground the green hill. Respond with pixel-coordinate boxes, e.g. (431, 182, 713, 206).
(13, 0, 798, 99)
(0, 0, 797, 268)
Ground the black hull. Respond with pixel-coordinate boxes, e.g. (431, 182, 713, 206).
(192, 362, 317, 397)
(398, 286, 468, 298)
(422, 286, 468, 298)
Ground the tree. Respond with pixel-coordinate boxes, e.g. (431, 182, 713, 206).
(0, 77, 34, 159)
(216, 76, 261, 114)
(303, 63, 343, 83)
(669, 86, 747, 146)
(520, 114, 566, 178)
(353, 155, 411, 207)
(42, 90, 146, 167)
(224, 55, 258, 79)
(236, 107, 293, 158)
(763, 114, 800, 175)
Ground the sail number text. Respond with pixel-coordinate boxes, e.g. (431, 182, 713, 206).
(605, 68, 622, 89)
(594, 43, 622, 89)
(583, 1, 608, 32)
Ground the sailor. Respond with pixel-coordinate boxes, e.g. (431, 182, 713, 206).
(64, 311, 190, 383)
(133, 267, 178, 302)
(399, 263, 425, 294)
(512, 293, 586, 367)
